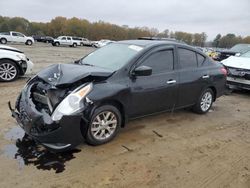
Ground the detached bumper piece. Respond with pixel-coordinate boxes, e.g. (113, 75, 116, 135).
(226, 67, 250, 90)
(9, 84, 85, 152)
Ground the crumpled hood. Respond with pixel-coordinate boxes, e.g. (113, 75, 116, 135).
(222, 56, 250, 70)
(37, 63, 114, 87)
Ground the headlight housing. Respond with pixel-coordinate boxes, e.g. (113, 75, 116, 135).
(16, 54, 27, 61)
(51, 83, 93, 121)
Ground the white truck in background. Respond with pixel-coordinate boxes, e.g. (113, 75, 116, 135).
(0, 31, 34, 45)
(52, 36, 80, 47)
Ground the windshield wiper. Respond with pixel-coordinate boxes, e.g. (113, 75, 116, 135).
(81, 63, 94, 67)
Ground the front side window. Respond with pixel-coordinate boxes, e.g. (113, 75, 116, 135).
(178, 48, 197, 69)
(61, 37, 66, 40)
(15, 33, 24, 37)
(141, 50, 174, 74)
(12, 32, 18, 36)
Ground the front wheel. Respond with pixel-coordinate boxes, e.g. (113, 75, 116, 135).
(0, 60, 19, 82)
(85, 105, 121, 145)
(26, 40, 32, 45)
(193, 88, 214, 114)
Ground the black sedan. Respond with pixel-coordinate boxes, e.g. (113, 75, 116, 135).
(9, 40, 227, 151)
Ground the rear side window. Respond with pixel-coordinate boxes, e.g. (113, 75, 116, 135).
(67, 37, 71, 40)
(178, 48, 197, 69)
(141, 50, 174, 74)
(197, 53, 206, 66)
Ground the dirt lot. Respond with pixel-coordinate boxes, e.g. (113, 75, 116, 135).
(0, 43, 250, 188)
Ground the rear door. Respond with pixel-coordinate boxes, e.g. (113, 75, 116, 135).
(177, 47, 210, 107)
(129, 46, 179, 118)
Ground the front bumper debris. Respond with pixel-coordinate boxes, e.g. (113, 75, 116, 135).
(8, 83, 85, 151)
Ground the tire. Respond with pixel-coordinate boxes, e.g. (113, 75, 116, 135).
(85, 105, 122, 145)
(193, 88, 214, 114)
(72, 43, 77, 48)
(55, 42, 60, 46)
(0, 38, 7, 44)
(0, 60, 19, 82)
(26, 40, 32, 45)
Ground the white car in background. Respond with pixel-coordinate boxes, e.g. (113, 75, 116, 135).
(0, 45, 33, 82)
(222, 51, 250, 90)
(52, 36, 79, 47)
(0, 31, 34, 45)
(93, 39, 114, 48)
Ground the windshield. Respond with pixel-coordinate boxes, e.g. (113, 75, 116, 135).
(240, 51, 250, 58)
(80, 43, 144, 71)
(230, 44, 250, 53)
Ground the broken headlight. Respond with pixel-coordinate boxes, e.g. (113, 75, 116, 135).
(51, 83, 92, 121)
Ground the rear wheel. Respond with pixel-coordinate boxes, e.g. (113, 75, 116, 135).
(72, 43, 77, 47)
(0, 60, 19, 82)
(85, 105, 121, 145)
(193, 88, 214, 114)
(0, 38, 7, 44)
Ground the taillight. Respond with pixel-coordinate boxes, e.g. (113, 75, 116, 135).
(220, 67, 227, 76)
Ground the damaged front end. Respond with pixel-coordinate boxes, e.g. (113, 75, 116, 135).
(9, 63, 113, 151)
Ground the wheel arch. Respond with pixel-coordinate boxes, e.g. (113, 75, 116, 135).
(208, 86, 217, 102)
(0, 37, 7, 42)
(97, 99, 126, 128)
(0, 58, 22, 75)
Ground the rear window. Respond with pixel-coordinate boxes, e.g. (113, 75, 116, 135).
(197, 53, 206, 66)
(178, 48, 197, 69)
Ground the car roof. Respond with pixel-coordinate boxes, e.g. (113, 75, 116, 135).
(118, 39, 187, 48)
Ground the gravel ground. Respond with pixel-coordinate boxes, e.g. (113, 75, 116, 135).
(0, 43, 250, 188)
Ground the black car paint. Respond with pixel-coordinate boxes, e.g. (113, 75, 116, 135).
(10, 40, 226, 151)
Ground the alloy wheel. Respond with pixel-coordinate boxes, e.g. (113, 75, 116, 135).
(90, 111, 118, 141)
(0, 63, 17, 81)
(200, 91, 213, 112)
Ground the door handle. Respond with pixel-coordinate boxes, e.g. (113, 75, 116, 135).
(202, 75, 210, 79)
(167, 80, 177, 84)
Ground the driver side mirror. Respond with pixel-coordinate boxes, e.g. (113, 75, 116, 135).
(132, 66, 152, 77)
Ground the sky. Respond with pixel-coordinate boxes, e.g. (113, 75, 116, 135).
(0, 0, 250, 40)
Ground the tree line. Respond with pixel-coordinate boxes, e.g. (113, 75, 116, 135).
(212, 33, 250, 48)
(0, 16, 249, 48)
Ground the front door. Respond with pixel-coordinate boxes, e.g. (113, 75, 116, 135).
(129, 47, 178, 118)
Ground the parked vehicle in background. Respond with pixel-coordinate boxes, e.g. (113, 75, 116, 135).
(81, 38, 93, 46)
(222, 50, 250, 90)
(93, 39, 114, 48)
(52, 36, 79, 47)
(40, 36, 54, 43)
(0, 45, 33, 81)
(0, 31, 34, 45)
(32, 35, 43, 42)
(215, 44, 250, 61)
(10, 40, 226, 151)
